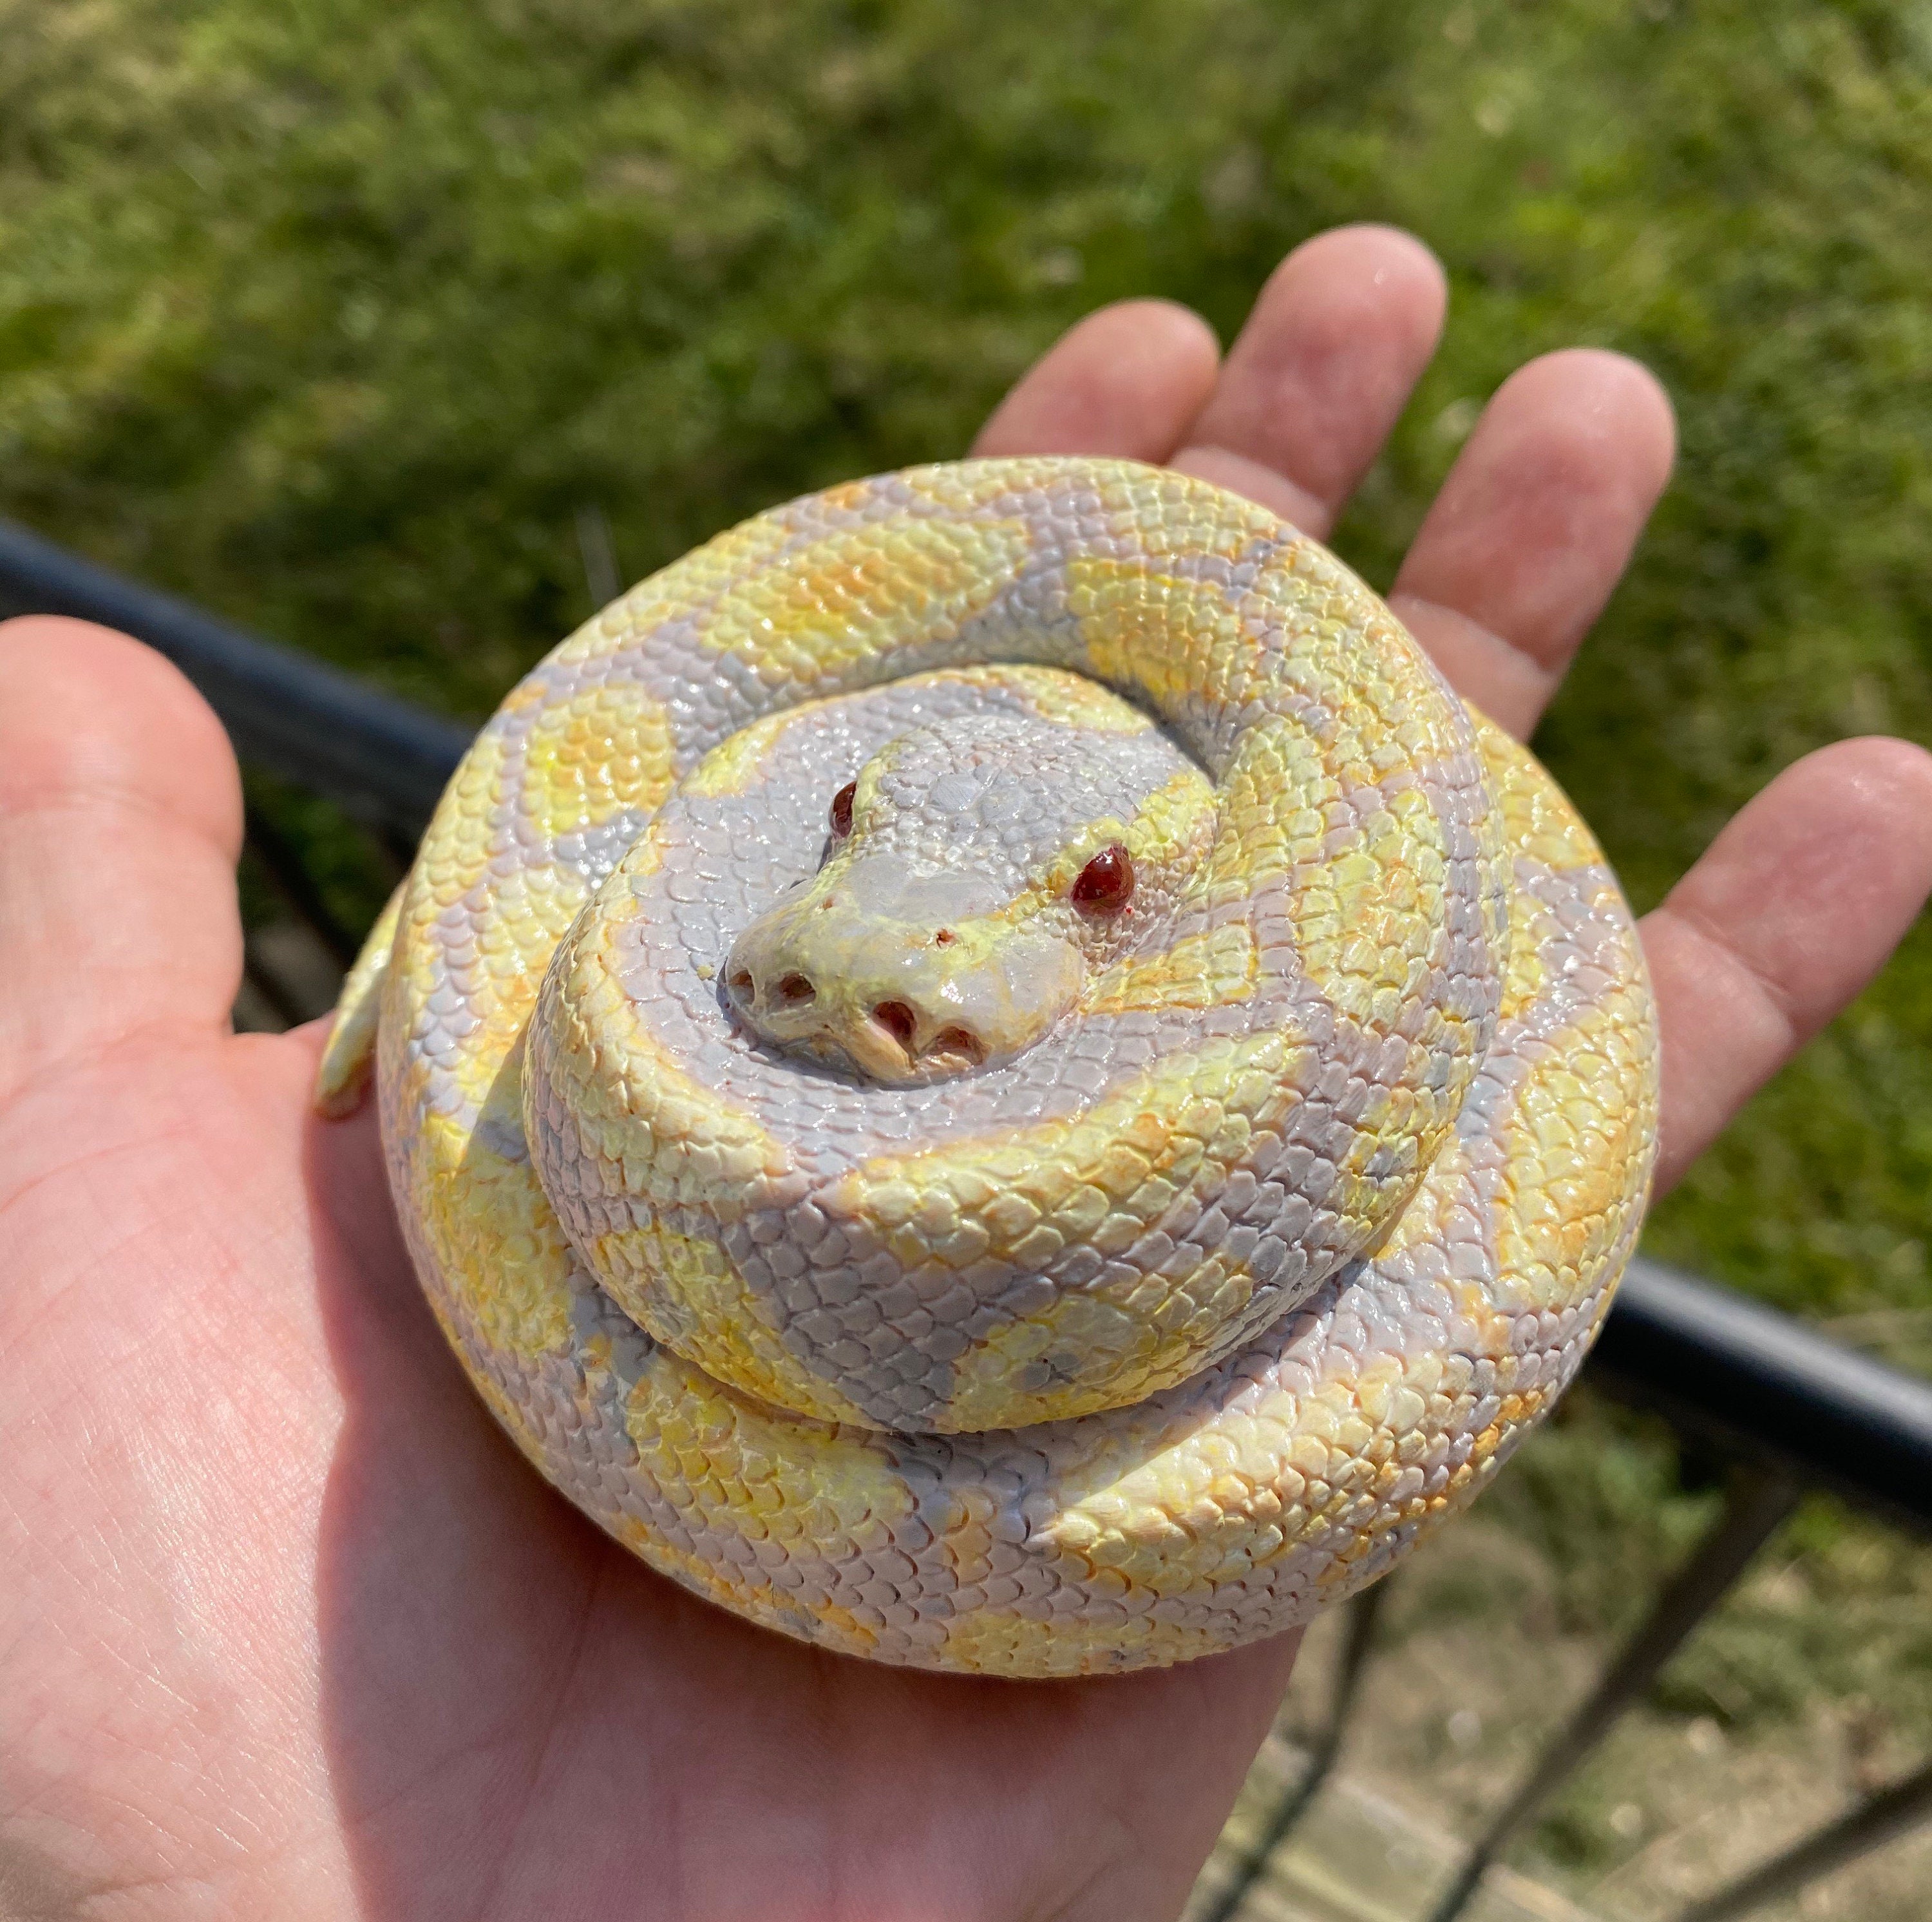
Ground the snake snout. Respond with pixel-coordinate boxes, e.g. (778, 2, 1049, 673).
(723, 947, 1008, 1083)
(723, 888, 1079, 1085)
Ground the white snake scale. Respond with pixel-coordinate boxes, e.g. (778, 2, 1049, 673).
(316, 455, 1659, 1679)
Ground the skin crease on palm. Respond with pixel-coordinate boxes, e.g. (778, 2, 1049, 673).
(3, 226, 1931, 1922)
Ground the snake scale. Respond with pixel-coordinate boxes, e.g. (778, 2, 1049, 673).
(316, 455, 1658, 1679)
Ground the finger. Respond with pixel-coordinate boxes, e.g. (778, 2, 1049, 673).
(0, 617, 243, 1095)
(972, 298, 1220, 462)
(1642, 737, 1932, 1194)
(1388, 348, 1676, 737)
(1169, 224, 1447, 537)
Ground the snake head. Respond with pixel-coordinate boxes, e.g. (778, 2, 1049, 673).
(723, 709, 1213, 1084)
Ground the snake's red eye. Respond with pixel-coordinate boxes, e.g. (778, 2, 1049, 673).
(830, 781, 856, 837)
(1071, 844, 1133, 916)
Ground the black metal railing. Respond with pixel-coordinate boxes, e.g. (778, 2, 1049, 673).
(6, 517, 1929, 1922)
(0, 517, 469, 837)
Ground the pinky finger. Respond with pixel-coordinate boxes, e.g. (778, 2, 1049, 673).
(1642, 736, 1932, 1194)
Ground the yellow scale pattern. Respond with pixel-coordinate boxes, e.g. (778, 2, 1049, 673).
(317, 456, 1658, 1677)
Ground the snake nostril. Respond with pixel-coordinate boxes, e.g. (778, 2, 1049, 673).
(872, 1000, 918, 1051)
(777, 973, 816, 1004)
(934, 928, 956, 947)
(727, 969, 755, 1002)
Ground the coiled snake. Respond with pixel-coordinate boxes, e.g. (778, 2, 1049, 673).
(316, 457, 1658, 1678)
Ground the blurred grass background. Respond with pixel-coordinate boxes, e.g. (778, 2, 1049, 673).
(3, 1, 1929, 1911)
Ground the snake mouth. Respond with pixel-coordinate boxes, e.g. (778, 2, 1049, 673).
(873, 1001, 989, 1071)
(834, 1005, 988, 1083)
(726, 968, 994, 1083)
(927, 1024, 988, 1072)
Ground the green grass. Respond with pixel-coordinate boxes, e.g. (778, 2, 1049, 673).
(5, 5, 1931, 1898)
(6, 0, 1928, 1338)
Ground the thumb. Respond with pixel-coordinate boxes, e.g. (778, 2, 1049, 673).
(0, 616, 243, 1100)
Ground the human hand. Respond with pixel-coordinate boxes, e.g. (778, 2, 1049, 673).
(5, 225, 1929, 1922)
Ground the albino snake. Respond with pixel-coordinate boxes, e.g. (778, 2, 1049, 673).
(316, 455, 1658, 1679)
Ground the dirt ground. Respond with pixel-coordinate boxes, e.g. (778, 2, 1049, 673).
(1188, 1476, 1932, 1922)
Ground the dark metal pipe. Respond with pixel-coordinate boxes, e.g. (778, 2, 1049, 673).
(1593, 1258, 1932, 1534)
(0, 516, 471, 834)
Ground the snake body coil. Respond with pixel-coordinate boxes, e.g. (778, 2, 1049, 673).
(318, 457, 1658, 1678)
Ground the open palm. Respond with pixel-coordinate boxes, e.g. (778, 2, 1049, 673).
(6, 227, 1930, 1922)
